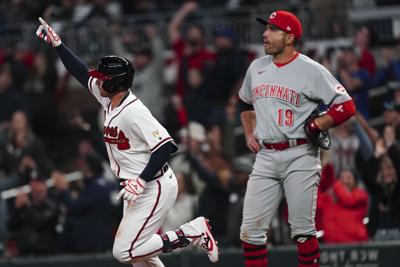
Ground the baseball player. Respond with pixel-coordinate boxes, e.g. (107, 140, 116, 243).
(238, 11, 356, 267)
(35, 18, 219, 266)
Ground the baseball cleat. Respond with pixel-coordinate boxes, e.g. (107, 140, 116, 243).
(189, 217, 220, 263)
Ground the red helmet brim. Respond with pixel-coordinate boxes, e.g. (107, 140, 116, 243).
(88, 69, 112, 80)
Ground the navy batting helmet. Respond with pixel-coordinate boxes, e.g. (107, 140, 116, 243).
(88, 55, 134, 93)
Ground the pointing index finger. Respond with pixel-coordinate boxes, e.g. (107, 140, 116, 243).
(38, 17, 47, 27)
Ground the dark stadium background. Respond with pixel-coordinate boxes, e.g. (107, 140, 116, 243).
(1, 0, 400, 266)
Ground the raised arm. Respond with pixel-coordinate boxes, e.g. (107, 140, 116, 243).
(361, 139, 385, 194)
(168, 1, 199, 44)
(385, 126, 400, 177)
(354, 112, 380, 143)
(146, 25, 164, 75)
(36, 17, 90, 89)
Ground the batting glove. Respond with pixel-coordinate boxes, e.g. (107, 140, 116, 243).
(36, 17, 61, 47)
(117, 178, 146, 203)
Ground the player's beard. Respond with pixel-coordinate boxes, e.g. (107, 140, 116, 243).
(264, 38, 285, 56)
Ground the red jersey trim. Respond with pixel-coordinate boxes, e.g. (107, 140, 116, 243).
(106, 103, 111, 114)
(108, 144, 121, 177)
(150, 137, 173, 153)
(107, 98, 138, 126)
(105, 97, 138, 178)
(129, 180, 161, 259)
(88, 77, 94, 92)
(273, 52, 299, 68)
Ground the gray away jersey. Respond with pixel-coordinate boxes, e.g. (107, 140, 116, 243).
(239, 53, 352, 142)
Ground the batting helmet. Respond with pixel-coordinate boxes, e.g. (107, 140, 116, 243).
(88, 55, 134, 93)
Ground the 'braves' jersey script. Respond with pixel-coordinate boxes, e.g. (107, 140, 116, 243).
(88, 77, 173, 179)
(239, 53, 351, 142)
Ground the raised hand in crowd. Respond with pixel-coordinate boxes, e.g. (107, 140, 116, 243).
(374, 138, 387, 158)
(355, 112, 380, 143)
(383, 125, 396, 148)
(52, 171, 69, 191)
(168, 1, 199, 45)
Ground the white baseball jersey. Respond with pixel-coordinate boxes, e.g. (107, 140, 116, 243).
(88, 77, 174, 179)
(238, 53, 352, 142)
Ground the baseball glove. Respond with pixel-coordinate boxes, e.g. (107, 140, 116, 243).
(304, 111, 331, 150)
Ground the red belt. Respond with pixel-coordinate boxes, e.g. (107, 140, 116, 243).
(262, 139, 308, 151)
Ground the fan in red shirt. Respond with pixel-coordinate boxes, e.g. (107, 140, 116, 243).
(167, 1, 215, 126)
(317, 164, 369, 243)
(171, 36, 215, 98)
(354, 26, 376, 77)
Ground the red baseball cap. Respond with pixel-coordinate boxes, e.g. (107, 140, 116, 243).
(256, 10, 303, 40)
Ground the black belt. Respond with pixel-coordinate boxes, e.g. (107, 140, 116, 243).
(119, 164, 169, 181)
(154, 164, 169, 178)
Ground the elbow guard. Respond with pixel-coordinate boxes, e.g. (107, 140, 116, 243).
(327, 99, 356, 126)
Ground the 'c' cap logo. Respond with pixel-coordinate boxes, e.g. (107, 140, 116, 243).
(270, 12, 276, 19)
(286, 26, 291, 31)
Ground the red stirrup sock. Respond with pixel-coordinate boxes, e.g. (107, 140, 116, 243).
(296, 236, 320, 267)
(242, 241, 268, 267)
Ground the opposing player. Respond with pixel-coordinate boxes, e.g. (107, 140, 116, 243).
(238, 11, 356, 267)
(36, 18, 219, 266)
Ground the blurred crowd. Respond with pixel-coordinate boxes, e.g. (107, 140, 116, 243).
(0, 0, 268, 28)
(0, 0, 400, 259)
